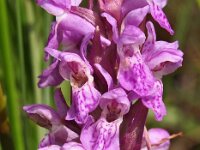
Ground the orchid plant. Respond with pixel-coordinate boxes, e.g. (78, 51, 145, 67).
(23, 0, 183, 149)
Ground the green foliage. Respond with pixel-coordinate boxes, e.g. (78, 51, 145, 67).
(197, 0, 200, 8)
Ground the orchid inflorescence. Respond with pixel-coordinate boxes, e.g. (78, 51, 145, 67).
(23, 0, 183, 149)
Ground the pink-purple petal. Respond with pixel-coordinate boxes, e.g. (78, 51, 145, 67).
(101, 13, 119, 43)
(143, 22, 183, 78)
(142, 21, 156, 53)
(66, 83, 101, 124)
(154, 0, 168, 8)
(142, 80, 166, 121)
(142, 128, 170, 150)
(36, 0, 82, 16)
(61, 142, 85, 150)
(118, 48, 155, 97)
(38, 145, 61, 150)
(39, 126, 68, 147)
(94, 63, 113, 91)
(145, 48, 183, 77)
(45, 22, 59, 60)
(38, 60, 63, 88)
(56, 13, 95, 39)
(23, 104, 61, 128)
(123, 6, 149, 27)
(36, 0, 70, 16)
(148, 0, 174, 35)
(80, 117, 122, 150)
(100, 88, 130, 115)
(148, 128, 170, 150)
(120, 25, 146, 45)
(122, 0, 148, 16)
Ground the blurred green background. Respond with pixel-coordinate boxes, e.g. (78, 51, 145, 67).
(0, 0, 200, 150)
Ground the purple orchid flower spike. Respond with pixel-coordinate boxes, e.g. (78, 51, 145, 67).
(45, 48, 101, 124)
(143, 21, 183, 78)
(80, 88, 130, 150)
(23, 89, 79, 149)
(25, 0, 184, 149)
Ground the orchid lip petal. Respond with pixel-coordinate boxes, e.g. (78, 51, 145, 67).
(66, 83, 101, 124)
(117, 46, 155, 97)
(80, 117, 122, 150)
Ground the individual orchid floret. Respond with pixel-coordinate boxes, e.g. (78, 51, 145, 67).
(46, 48, 101, 124)
(44, 12, 97, 60)
(117, 45, 155, 97)
(102, 11, 156, 98)
(44, 9, 110, 61)
(112, 17, 167, 120)
(23, 89, 79, 148)
(121, 0, 174, 34)
(80, 88, 130, 150)
(142, 21, 183, 78)
(117, 45, 167, 120)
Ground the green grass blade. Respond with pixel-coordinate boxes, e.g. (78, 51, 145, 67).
(16, 0, 26, 106)
(25, 0, 45, 143)
(0, 0, 25, 150)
